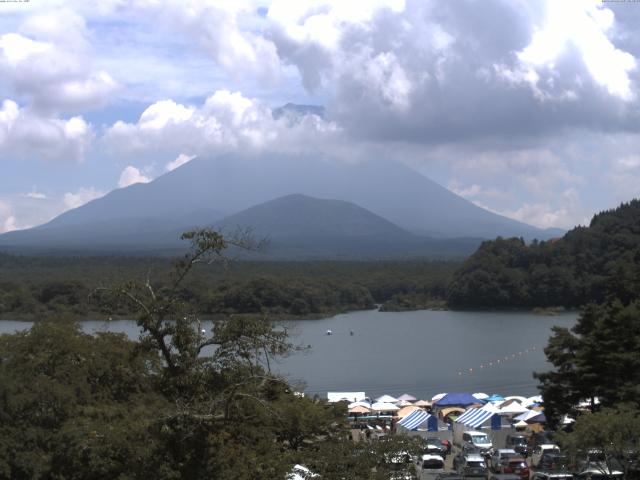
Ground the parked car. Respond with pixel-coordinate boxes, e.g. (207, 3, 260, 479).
(536, 452, 568, 471)
(415, 454, 446, 476)
(489, 449, 518, 472)
(531, 471, 573, 480)
(454, 453, 488, 477)
(499, 456, 530, 480)
(462, 431, 493, 454)
(423, 437, 448, 457)
(435, 474, 464, 480)
(574, 467, 623, 480)
(505, 434, 530, 458)
(531, 444, 561, 466)
(487, 474, 522, 480)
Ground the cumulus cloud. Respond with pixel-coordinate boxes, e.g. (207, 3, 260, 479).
(104, 89, 339, 155)
(118, 166, 151, 188)
(0, 99, 93, 161)
(166, 153, 196, 172)
(0, 9, 119, 112)
(0, 200, 17, 233)
(63, 187, 105, 209)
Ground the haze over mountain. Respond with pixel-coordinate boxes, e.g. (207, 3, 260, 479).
(0, 154, 563, 256)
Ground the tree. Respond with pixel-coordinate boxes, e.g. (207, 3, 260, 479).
(535, 300, 640, 427)
(555, 406, 640, 480)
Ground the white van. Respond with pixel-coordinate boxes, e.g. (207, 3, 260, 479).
(462, 431, 493, 453)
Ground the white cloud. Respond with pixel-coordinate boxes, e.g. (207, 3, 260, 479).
(0, 200, 17, 233)
(0, 99, 93, 162)
(0, 9, 119, 112)
(63, 186, 105, 209)
(118, 166, 151, 188)
(166, 153, 196, 172)
(23, 190, 47, 199)
(517, 0, 636, 101)
(104, 89, 339, 155)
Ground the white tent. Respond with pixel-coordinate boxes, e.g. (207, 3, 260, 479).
(375, 394, 399, 403)
(371, 401, 400, 412)
(327, 392, 366, 403)
(348, 401, 371, 409)
(504, 395, 527, 404)
(499, 402, 530, 415)
(431, 393, 447, 402)
(523, 395, 543, 407)
(473, 392, 489, 400)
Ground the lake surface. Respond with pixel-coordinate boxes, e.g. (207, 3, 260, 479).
(0, 309, 576, 400)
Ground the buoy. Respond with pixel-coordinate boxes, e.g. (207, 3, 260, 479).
(326, 329, 332, 335)
(350, 330, 354, 336)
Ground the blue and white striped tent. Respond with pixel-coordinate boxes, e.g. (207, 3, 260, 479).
(398, 410, 436, 431)
(455, 405, 501, 429)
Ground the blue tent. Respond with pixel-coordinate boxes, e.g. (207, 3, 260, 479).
(398, 410, 438, 431)
(485, 394, 505, 402)
(434, 392, 479, 407)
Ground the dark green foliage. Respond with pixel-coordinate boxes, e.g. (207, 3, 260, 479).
(555, 406, 640, 480)
(448, 200, 640, 308)
(0, 254, 457, 320)
(535, 300, 640, 427)
(0, 230, 398, 479)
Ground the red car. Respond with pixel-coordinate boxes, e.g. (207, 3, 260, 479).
(500, 457, 530, 480)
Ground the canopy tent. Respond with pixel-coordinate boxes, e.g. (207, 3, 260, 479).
(328, 392, 366, 403)
(371, 401, 400, 412)
(514, 420, 528, 428)
(514, 409, 540, 422)
(485, 394, 505, 402)
(527, 412, 546, 423)
(523, 395, 543, 407)
(348, 401, 371, 409)
(504, 395, 527, 404)
(397, 394, 417, 402)
(397, 410, 437, 431)
(396, 400, 414, 407)
(431, 393, 447, 402)
(473, 392, 489, 400)
(499, 401, 530, 415)
(375, 394, 399, 403)
(434, 392, 479, 407)
(348, 405, 371, 414)
(440, 407, 465, 419)
(397, 405, 423, 419)
(455, 403, 501, 429)
(414, 399, 432, 407)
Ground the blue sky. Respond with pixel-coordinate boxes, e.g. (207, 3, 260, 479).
(1, 0, 640, 233)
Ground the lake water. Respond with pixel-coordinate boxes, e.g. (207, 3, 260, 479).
(0, 309, 576, 400)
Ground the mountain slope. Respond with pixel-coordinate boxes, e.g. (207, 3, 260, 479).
(216, 193, 413, 239)
(0, 154, 562, 255)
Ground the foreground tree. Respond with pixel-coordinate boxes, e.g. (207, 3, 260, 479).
(0, 229, 388, 479)
(555, 406, 640, 480)
(535, 300, 640, 427)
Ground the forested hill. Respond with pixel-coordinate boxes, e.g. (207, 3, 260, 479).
(447, 200, 640, 309)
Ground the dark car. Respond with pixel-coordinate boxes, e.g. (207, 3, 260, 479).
(487, 474, 522, 480)
(537, 453, 569, 471)
(423, 437, 448, 457)
(453, 453, 488, 477)
(435, 474, 464, 480)
(499, 456, 530, 480)
(505, 435, 530, 458)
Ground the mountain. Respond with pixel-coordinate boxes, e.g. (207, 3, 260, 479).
(0, 153, 563, 255)
(212, 193, 480, 258)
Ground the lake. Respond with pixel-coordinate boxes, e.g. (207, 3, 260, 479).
(0, 309, 576, 400)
